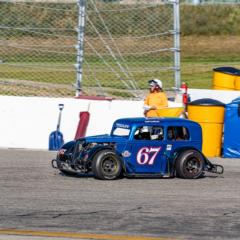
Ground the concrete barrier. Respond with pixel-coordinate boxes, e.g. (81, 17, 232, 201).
(0, 95, 179, 149)
(187, 89, 240, 103)
(0, 88, 238, 150)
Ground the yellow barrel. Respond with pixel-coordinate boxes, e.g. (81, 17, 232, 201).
(156, 107, 184, 117)
(213, 67, 236, 90)
(187, 98, 225, 157)
(235, 76, 240, 90)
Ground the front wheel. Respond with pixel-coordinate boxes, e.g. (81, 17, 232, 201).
(175, 150, 204, 179)
(92, 149, 122, 180)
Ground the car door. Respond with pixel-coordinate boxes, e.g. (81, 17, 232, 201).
(124, 125, 168, 174)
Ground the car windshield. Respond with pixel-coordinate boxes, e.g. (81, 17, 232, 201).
(111, 126, 130, 137)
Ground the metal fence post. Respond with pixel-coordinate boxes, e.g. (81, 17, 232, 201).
(173, 0, 181, 89)
(75, 0, 86, 97)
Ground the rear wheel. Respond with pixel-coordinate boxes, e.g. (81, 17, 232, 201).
(92, 149, 122, 180)
(175, 150, 204, 179)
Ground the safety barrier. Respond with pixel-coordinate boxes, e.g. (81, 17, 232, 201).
(1, 88, 239, 150)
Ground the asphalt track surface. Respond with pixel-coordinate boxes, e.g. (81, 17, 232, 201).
(0, 149, 240, 240)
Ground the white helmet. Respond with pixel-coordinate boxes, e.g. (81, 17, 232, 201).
(148, 79, 163, 89)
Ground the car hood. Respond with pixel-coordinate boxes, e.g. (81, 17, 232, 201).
(82, 134, 128, 143)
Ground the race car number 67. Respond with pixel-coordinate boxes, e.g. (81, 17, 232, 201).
(136, 147, 161, 165)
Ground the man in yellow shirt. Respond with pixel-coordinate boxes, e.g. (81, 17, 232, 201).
(143, 79, 168, 117)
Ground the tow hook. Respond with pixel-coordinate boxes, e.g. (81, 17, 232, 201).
(51, 159, 58, 169)
(208, 164, 224, 174)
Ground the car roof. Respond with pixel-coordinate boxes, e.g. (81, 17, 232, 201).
(114, 117, 198, 126)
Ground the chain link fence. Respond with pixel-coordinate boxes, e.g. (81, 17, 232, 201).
(0, 0, 178, 99)
(0, 1, 77, 97)
(1, 0, 240, 98)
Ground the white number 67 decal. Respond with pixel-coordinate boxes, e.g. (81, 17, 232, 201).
(136, 147, 161, 165)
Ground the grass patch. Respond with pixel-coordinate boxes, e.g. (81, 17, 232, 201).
(1, 35, 240, 97)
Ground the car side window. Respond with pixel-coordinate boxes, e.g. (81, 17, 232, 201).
(150, 126, 164, 140)
(134, 126, 151, 140)
(134, 126, 164, 141)
(167, 126, 190, 141)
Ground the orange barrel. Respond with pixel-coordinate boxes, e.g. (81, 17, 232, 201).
(187, 98, 225, 157)
(212, 67, 239, 90)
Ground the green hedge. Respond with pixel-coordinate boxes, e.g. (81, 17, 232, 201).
(181, 5, 240, 35)
(0, 2, 240, 36)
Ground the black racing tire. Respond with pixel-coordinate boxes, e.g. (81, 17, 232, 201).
(175, 150, 204, 179)
(92, 149, 122, 180)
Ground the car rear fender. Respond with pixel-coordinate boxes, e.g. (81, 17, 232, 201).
(171, 146, 205, 168)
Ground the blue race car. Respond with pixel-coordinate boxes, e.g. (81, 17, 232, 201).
(52, 117, 223, 180)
